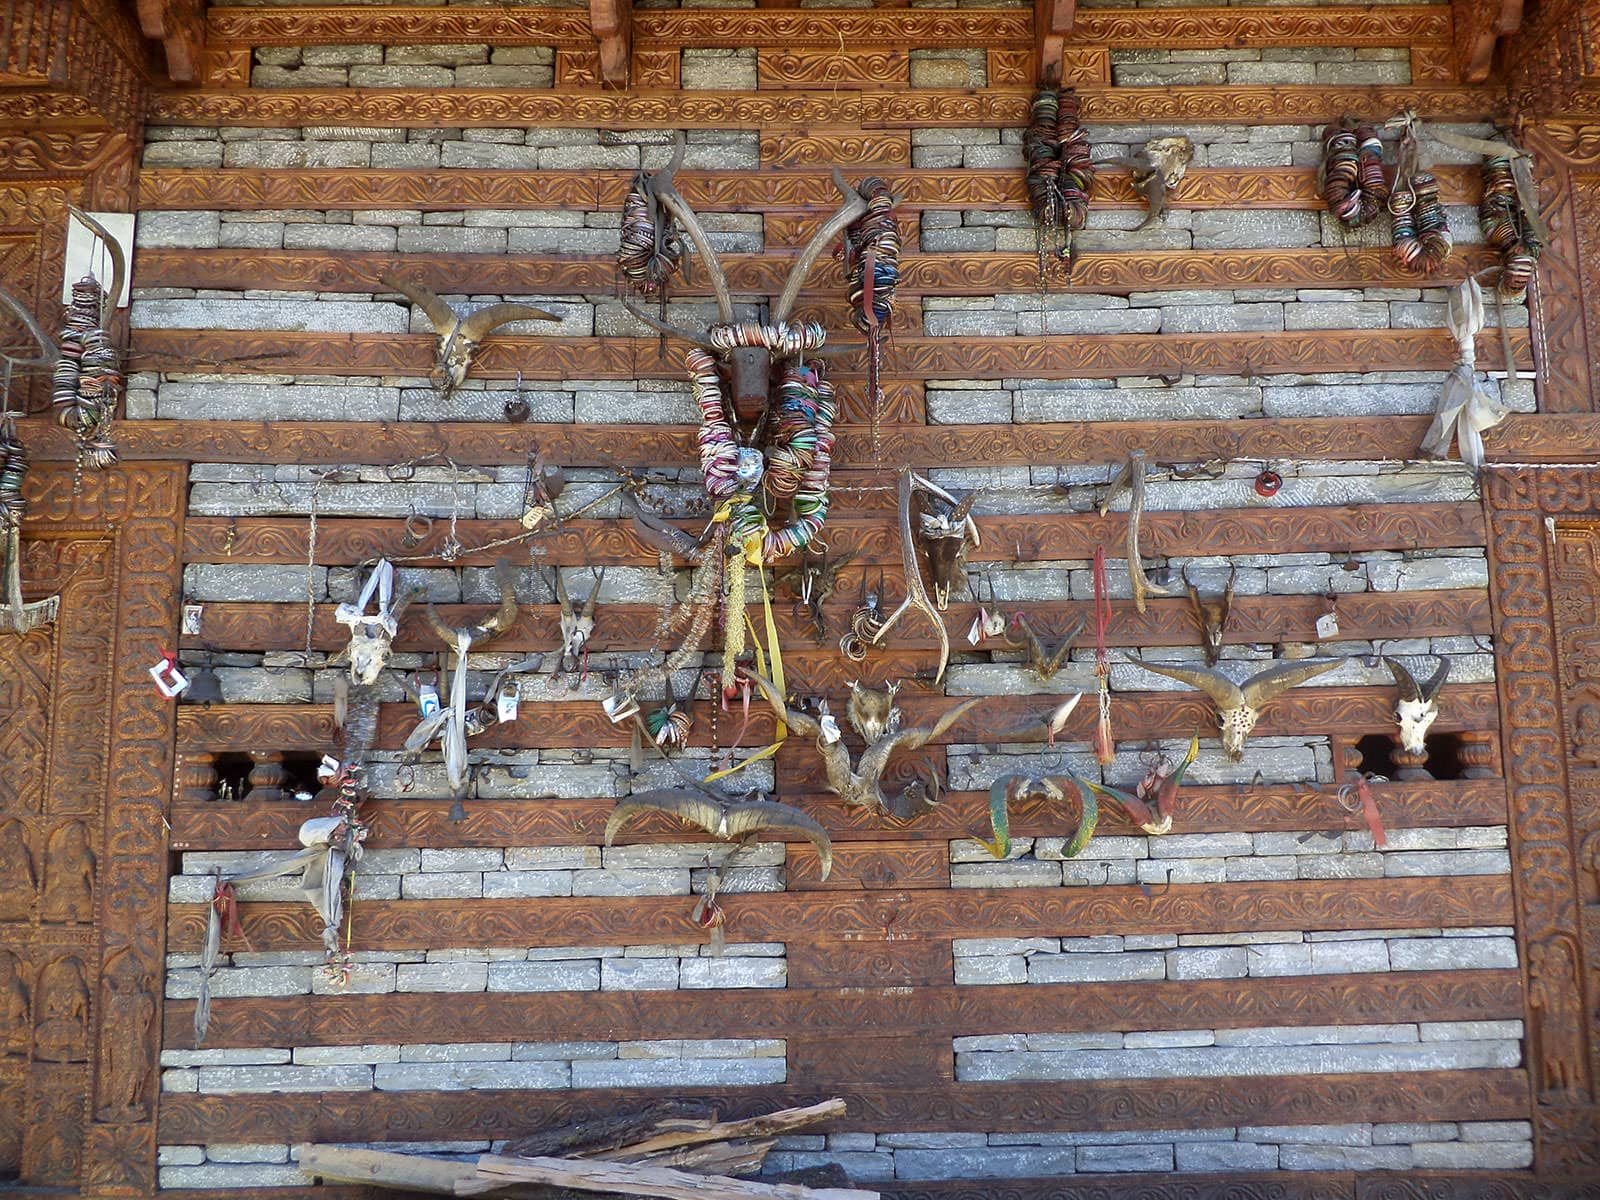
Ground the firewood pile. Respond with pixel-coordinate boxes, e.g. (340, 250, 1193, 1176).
(296, 1098, 875, 1200)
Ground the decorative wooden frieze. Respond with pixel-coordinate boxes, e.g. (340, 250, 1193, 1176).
(144, 85, 1504, 129)
(130, 247, 1507, 298)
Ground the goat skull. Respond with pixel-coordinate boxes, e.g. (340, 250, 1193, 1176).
(1385, 654, 1450, 754)
(383, 274, 559, 393)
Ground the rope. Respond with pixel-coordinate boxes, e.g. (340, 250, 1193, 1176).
(843, 177, 900, 465)
(1092, 545, 1115, 766)
(1024, 86, 1095, 278)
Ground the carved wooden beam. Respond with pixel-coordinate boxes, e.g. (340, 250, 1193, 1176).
(587, 0, 632, 87)
(136, 164, 1483, 213)
(169, 778, 1505, 851)
(131, 246, 1505, 297)
(136, 0, 207, 83)
(1036, 0, 1075, 84)
(1453, 0, 1525, 83)
(123, 328, 1530, 384)
(144, 85, 1505, 129)
(168, 971, 1520, 1050)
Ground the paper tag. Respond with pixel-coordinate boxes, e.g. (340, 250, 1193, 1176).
(967, 612, 984, 646)
(602, 689, 640, 723)
(1315, 611, 1339, 639)
(182, 604, 204, 636)
(819, 713, 842, 745)
(496, 682, 521, 723)
(148, 657, 189, 698)
(520, 503, 554, 531)
(419, 685, 440, 717)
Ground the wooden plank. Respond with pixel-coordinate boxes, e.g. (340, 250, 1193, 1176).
(166, 972, 1523, 1052)
(131, 246, 1505, 297)
(164, 874, 1513, 949)
(460, 1152, 880, 1198)
(176, 590, 1493, 655)
(167, 779, 1508, 851)
(27, 410, 1581, 469)
(144, 86, 1503, 130)
(171, 681, 1499, 756)
(203, 5, 1449, 51)
(136, 164, 1482, 213)
(155, 1069, 1530, 1144)
(123, 328, 1531, 385)
(178, 504, 1488, 566)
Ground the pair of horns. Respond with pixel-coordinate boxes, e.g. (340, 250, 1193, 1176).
(423, 559, 518, 645)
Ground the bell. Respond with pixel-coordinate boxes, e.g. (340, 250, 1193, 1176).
(181, 657, 225, 705)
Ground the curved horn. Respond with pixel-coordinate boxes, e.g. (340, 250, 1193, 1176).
(772, 167, 870, 326)
(1383, 655, 1424, 703)
(621, 297, 718, 350)
(654, 186, 735, 325)
(0, 285, 58, 367)
(1240, 657, 1345, 709)
(1420, 654, 1451, 701)
(67, 205, 127, 324)
(421, 602, 458, 645)
(1131, 659, 1246, 710)
(380, 273, 460, 334)
(458, 302, 561, 343)
(745, 670, 823, 741)
(476, 559, 519, 641)
(552, 568, 573, 618)
(605, 789, 726, 845)
(725, 799, 833, 880)
(581, 568, 604, 622)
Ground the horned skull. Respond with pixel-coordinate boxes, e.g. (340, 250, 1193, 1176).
(555, 568, 603, 674)
(382, 274, 560, 394)
(916, 488, 977, 611)
(1133, 657, 1348, 760)
(1384, 655, 1450, 754)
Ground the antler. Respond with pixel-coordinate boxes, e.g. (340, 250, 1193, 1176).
(653, 182, 736, 325)
(67, 206, 127, 327)
(1100, 450, 1171, 613)
(869, 469, 952, 683)
(772, 168, 870, 326)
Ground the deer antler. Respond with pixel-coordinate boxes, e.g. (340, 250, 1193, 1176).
(772, 168, 869, 326)
(1099, 450, 1171, 613)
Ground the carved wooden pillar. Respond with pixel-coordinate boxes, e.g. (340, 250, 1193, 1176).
(1457, 730, 1500, 779)
(175, 753, 218, 805)
(244, 752, 286, 804)
(1390, 738, 1433, 781)
(588, 0, 632, 88)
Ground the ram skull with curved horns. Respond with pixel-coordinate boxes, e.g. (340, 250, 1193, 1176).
(381, 274, 561, 395)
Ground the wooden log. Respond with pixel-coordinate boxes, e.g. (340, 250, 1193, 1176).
(596, 1100, 848, 1161)
(297, 1144, 473, 1194)
(502, 1102, 717, 1158)
(461, 1154, 880, 1199)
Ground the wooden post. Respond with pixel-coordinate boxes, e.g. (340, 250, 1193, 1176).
(1035, 0, 1076, 84)
(589, 0, 633, 88)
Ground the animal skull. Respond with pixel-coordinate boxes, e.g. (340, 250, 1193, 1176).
(382, 274, 560, 393)
(1385, 655, 1450, 754)
(1133, 657, 1347, 760)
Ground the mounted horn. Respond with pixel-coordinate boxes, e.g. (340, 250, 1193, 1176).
(771, 168, 869, 327)
(1184, 564, 1236, 666)
(1384, 654, 1450, 754)
(382, 274, 560, 393)
(66, 206, 127, 328)
(1133, 656, 1346, 760)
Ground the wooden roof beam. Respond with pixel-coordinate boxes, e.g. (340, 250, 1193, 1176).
(1036, 0, 1075, 84)
(589, 0, 632, 87)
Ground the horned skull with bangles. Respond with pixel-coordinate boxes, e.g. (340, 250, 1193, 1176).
(619, 155, 875, 566)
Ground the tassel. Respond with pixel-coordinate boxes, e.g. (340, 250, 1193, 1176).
(1093, 546, 1115, 766)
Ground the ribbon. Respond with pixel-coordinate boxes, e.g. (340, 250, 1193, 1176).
(1420, 277, 1509, 468)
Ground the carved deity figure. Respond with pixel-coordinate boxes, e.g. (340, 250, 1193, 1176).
(0, 950, 28, 1055)
(1574, 703, 1600, 768)
(40, 820, 95, 923)
(1528, 936, 1588, 1101)
(95, 949, 155, 1122)
(33, 955, 89, 1063)
(0, 818, 36, 920)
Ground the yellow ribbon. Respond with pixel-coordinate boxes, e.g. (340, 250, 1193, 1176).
(702, 564, 788, 784)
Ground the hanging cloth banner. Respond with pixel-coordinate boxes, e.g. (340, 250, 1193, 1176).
(1420, 277, 1509, 468)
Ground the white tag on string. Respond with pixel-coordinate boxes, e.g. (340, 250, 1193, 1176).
(419, 684, 441, 717)
(1315, 611, 1339, 639)
(496, 682, 521, 724)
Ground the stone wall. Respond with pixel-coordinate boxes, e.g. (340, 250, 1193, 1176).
(142, 0, 1531, 1185)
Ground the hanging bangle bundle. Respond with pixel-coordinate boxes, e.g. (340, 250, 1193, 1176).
(617, 180, 684, 296)
(1480, 153, 1542, 302)
(1388, 116, 1452, 273)
(0, 413, 27, 528)
(1320, 119, 1388, 229)
(52, 277, 120, 479)
(1024, 86, 1095, 276)
(842, 176, 900, 464)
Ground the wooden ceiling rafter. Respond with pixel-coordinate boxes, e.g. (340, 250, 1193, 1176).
(587, 0, 632, 87)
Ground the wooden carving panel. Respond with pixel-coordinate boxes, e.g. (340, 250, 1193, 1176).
(0, 465, 185, 1193)
(1486, 467, 1600, 1172)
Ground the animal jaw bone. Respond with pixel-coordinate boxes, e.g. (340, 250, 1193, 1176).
(1384, 654, 1450, 754)
(381, 274, 559, 393)
(1131, 657, 1347, 760)
(554, 568, 604, 674)
(1184, 564, 1236, 666)
(605, 787, 833, 881)
(1098, 137, 1193, 228)
(749, 671, 984, 821)
(1099, 450, 1171, 614)
(869, 470, 978, 682)
(1005, 612, 1087, 681)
